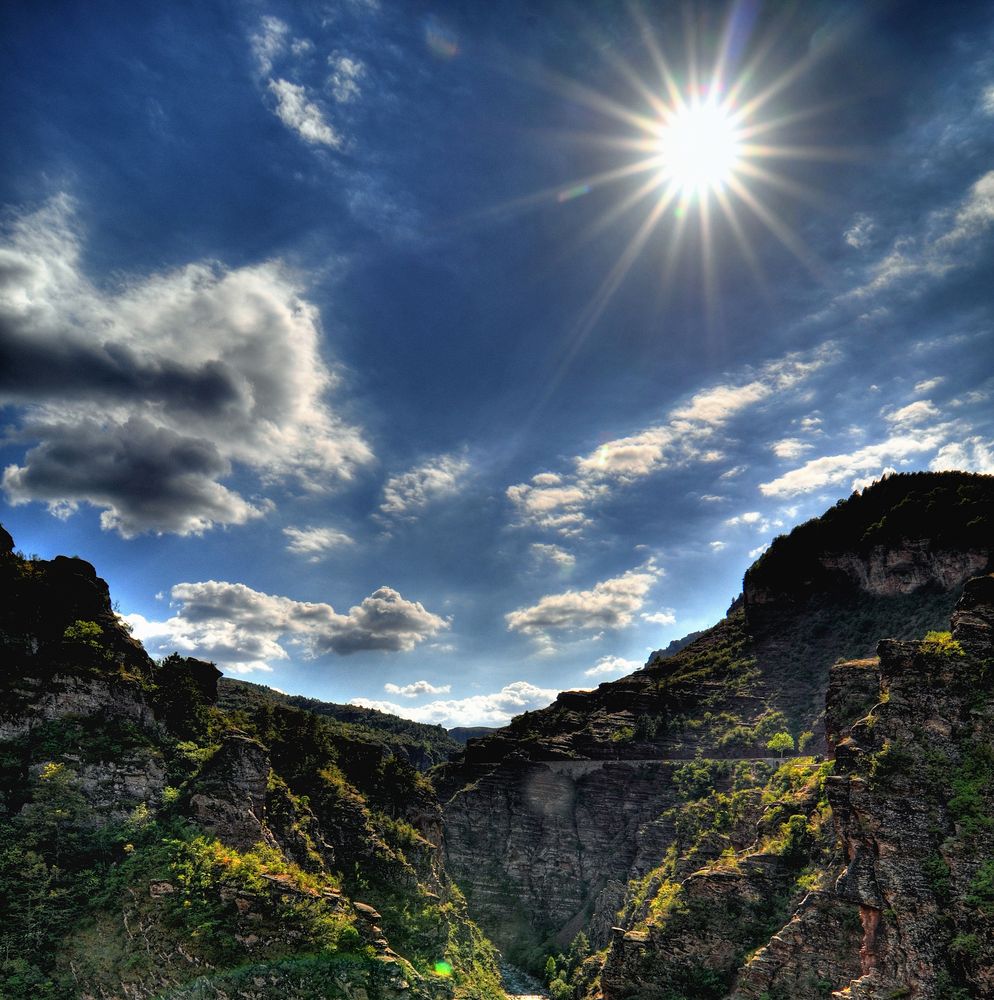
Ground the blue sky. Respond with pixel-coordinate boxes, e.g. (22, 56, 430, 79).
(2, 0, 993, 726)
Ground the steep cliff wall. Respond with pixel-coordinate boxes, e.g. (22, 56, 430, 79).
(599, 576, 994, 1000)
(438, 472, 994, 980)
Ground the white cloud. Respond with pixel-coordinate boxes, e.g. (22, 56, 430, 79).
(584, 655, 641, 678)
(384, 679, 451, 698)
(328, 54, 364, 103)
(748, 543, 770, 560)
(930, 437, 994, 474)
(283, 526, 354, 561)
(530, 543, 576, 569)
(507, 345, 836, 535)
(984, 85, 994, 116)
(352, 680, 559, 728)
(127, 579, 447, 673)
(641, 608, 676, 626)
(772, 437, 812, 460)
(851, 467, 896, 493)
(709, 540, 726, 552)
(913, 377, 944, 395)
(251, 16, 289, 75)
(670, 379, 770, 425)
(844, 213, 875, 249)
(759, 429, 948, 497)
(505, 562, 660, 647)
(852, 171, 994, 298)
(268, 78, 342, 147)
(725, 511, 762, 527)
(884, 399, 940, 426)
(379, 453, 471, 520)
(0, 197, 371, 536)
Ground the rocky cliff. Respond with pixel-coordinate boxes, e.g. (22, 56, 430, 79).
(604, 572, 994, 1000)
(0, 526, 505, 1000)
(437, 471, 994, 987)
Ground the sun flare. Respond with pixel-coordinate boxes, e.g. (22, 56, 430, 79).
(656, 98, 742, 198)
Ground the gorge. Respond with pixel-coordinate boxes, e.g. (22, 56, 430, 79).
(2, 470, 994, 999)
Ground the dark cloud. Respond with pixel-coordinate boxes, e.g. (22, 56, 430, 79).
(0, 198, 372, 535)
(2, 416, 260, 537)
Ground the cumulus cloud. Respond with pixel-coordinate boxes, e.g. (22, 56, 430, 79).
(127, 579, 447, 673)
(352, 680, 559, 728)
(851, 467, 897, 493)
(709, 540, 726, 551)
(584, 655, 641, 678)
(507, 346, 836, 535)
(0, 198, 371, 535)
(267, 79, 342, 147)
(930, 438, 994, 474)
(641, 608, 677, 626)
(379, 453, 470, 520)
(725, 511, 762, 527)
(283, 526, 354, 561)
(505, 562, 660, 647)
(384, 679, 451, 698)
(772, 437, 812, 460)
(759, 428, 948, 497)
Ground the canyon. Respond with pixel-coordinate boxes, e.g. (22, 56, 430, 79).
(2, 470, 994, 999)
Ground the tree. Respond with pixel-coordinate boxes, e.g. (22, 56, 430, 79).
(797, 730, 815, 754)
(544, 956, 558, 983)
(766, 732, 795, 758)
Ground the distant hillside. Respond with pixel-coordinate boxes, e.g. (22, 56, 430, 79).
(219, 678, 462, 769)
(448, 726, 498, 744)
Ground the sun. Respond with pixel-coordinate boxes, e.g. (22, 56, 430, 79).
(656, 98, 742, 199)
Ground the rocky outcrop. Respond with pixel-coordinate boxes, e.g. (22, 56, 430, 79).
(725, 575, 994, 1000)
(189, 735, 279, 851)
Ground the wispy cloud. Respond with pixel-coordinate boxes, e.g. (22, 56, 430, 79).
(507, 346, 837, 535)
(328, 54, 364, 103)
(127, 579, 447, 673)
(268, 78, 342, 147)
(283, 526, 354, 561)
(530, 542, 576, 569)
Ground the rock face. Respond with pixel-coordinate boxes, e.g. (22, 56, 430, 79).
(726, 576, 994, 1000)
(189, 735, 279, 850)
(444, 757, 685, 942)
